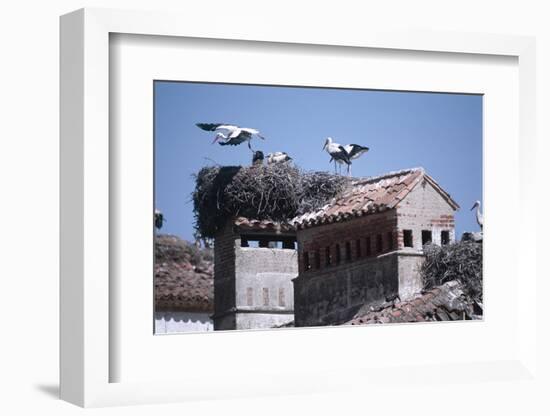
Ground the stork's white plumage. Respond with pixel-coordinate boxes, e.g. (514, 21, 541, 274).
(470, 200, 483, 230)
(322, 137, 351, 175)
(342, 144, 370, 160)
(267, 152, 292, 164)
(336, 143, 370, 176)
(323, 137, 370, 176)
(196, 123, 265, 151)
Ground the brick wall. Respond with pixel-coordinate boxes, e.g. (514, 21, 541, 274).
(213, 222, 237, 323)
(297, 210, 399, 275)
(293, 178, 457, 326)
(396, 180, 456, 249)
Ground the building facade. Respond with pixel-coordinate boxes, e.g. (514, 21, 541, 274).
(291, 168, 459, 327)
(154, 234, 214, 333)
(213, 218, 298, 330)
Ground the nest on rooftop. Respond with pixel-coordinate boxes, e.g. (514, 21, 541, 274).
(421, 241, 483, 302)
(192, 163, 349, 238)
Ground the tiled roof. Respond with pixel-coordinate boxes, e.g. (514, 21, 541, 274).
(346, 281, 482, 325)
(155, 235, 214, 313)
(233, 217, 295, 233)
(292, 167, 459, 229)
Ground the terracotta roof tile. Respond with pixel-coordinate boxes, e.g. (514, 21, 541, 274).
(155, 235, 214, 313)
(346, 281, 481, 325)
(233, 217, 294, 233)
(292, 167, 459, 229)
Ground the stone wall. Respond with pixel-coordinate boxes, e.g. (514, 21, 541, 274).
(397, 252, 425, 300)
(293, 252, 399, 326)
(213, 223, 298, 330)
(235, 312, 295, 330)
(233, 246, 297, 329)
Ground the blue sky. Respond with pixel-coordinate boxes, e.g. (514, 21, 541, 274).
(155, 81, 482, 241)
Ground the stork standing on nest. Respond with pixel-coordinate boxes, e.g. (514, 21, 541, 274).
(196, 123, 265, 151)
(333, 143, 370, 176)
(323, 137, 369, 176)
(471, 200, 483, 230)
(322, 137, 350, 175)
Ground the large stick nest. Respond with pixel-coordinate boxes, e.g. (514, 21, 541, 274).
(421, 241, 483, 302)
(192, 163, 349, 238)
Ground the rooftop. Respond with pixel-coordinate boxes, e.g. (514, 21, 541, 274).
(346, 280, 482, 325)
(233, 217, 295, 234)
(224, 167, 459, 234)
(292, 167, 459, 229)
(155, 235, 214, 313)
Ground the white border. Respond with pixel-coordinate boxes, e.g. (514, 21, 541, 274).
(60, 8, 537, 407)
(112, 34, 519, 383)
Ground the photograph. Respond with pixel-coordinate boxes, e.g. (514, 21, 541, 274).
(153, 81, 483, 334)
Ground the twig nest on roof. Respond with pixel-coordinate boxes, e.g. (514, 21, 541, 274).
(192, 163, 350, 238)
(421, 241, 482, 302)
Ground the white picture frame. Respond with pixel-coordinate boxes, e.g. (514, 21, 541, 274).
(60, 8, 538, 408)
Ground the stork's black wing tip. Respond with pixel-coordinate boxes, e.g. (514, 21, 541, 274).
(196, 123, 222, 131)
(337, 145, 352, 163)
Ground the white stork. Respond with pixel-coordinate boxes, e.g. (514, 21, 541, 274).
(343, 144, 369, 161)
(267, 152, 292, 164)
(323, 137, 370, 176)
(470, 200, 483, 230)
(322, 137, 351, 175)
(333, 144, 370, 176)
(196, 123, 265, 151)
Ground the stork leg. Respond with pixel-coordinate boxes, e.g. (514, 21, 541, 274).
(247, 140, 254, 153)
(334, 160, 337, 174)
(348, 163, 352, 177)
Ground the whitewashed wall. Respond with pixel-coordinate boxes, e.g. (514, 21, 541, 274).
(154, 311, 213, 334)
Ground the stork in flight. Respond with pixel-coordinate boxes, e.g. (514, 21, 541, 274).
(267, 152, 292, 164)
(196, 123, 265, 151)
(470, 200, 483, 230)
